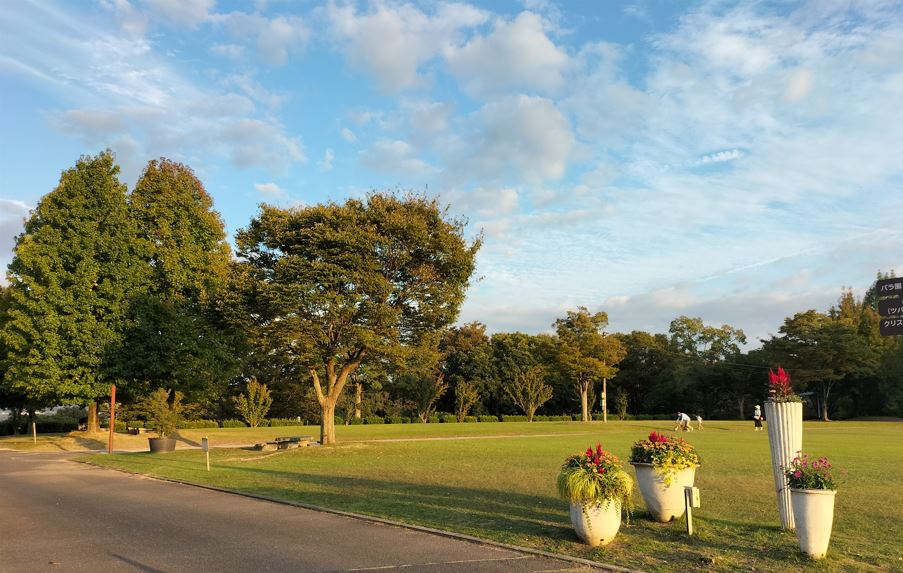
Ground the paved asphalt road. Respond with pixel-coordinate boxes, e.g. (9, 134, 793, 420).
(0, 451, 600, 573)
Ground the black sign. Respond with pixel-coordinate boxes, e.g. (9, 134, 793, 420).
(878, 297, 903, 317)
(876, 277, 903, 296)
(880, 317, 903, 336)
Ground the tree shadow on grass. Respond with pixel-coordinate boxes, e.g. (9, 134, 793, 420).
(216, 465, 577, 543)
(71, 435, 107, 450)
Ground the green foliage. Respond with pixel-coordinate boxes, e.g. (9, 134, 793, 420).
(364, 416, 385, 425)
(501, 415, 528, 422)
(220, 419, 247, 428)
(236, 192, 480, 444)
(176, 419, 219, 429)
(557, 443, 634, 521)
(267, 418, 306, 427)
(629, 431, 701, 485)
(477, 415, 499, 422)
(503, 366, 553, 422)
(233, 378, 273, 428)
(453, 381, 481, 422)
(133, 388, 187, 437)
(2, 151, 143, 406)
(785, 453, 839, 490)
(615, 390, 629, 420)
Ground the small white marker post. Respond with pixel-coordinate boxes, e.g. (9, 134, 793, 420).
(32, 421, 37, 445)
(685, 486, 701, 536)
(202, 436, 210, 472)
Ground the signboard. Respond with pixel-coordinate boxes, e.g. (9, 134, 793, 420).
(877, 277, 903, 336)
(201, 437, 209, 453)
(876, 277, 903, 295)
(880, 317, 903, 336)
(878, 297, 903, 317)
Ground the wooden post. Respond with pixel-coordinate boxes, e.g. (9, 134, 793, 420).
(685, 486, 700, 536)
(602, 376, 607, 423)
(202, 436, 210, 471)
(108, 384, 116, 454)
(32, 421, 37, 445)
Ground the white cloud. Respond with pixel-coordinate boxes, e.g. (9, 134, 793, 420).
(143, 0, 213, 28)
(254, 182, 285, 197)
(785, 68, 814, 101)
(699, 149, 742, 164)
(359, 139, 437, 177)
(256, 16, 309, 66)
(325, 1, 488, 93)
(210, 43, 245, 60)
(340, 127, 357, 142)
(452, 95, 574, 184)
(446, 11, 570, 97)
(322, 148, 334, 171)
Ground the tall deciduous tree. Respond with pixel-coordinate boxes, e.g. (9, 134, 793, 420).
(110, 159, 239, 404)
(503, 366, 553, 422)
(439, 322, 494, 415)
(554, 308, 625, 422)
(1, 152, 142, 431)
(236, 193, 479, 444)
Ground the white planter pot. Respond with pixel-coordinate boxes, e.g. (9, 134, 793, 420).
(790, 489, 836, 559)
(631, 463, 696, 522)
(764, 401, 803, 530)
(568, 500, 621, 547)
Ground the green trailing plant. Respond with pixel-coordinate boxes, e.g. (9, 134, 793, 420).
(785, 453, 839, 490)
(629, 431, 701, 486)
(558, 443, 633, 522)
(233, 378, 273, 428)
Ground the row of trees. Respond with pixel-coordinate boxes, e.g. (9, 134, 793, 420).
(1, 152, 900, 445)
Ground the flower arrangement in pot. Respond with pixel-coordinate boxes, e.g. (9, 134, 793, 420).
(628, 431, 700, 522)
(785, 453, 839, 559)
(557, 443, 633, 546)
(765, 366, 804, 530)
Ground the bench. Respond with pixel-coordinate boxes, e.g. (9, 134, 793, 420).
(254, 435, 314, 451)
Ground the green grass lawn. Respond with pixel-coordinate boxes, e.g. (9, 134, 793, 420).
(82, 420, 902, 572)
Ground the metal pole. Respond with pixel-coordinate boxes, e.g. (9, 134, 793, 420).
(602, 376, 607, 423)
(108, 384, 116, 454)
(32, 421, 37, 445)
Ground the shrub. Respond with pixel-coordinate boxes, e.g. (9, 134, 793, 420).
(177, 419, 219, 429)
(334, 416, 345, 426)
(267, 418, 305, 427)
(233, 378, 273, 428)
(502, 415, 528, 422)
(439, 414, 457, 423)
(220, 419, 247, 428)
(549, 415, 572, 422)
(478, 415, 499, 422)
(534, 415, 549, 422)
(463, 416, 478, 423)
(113, 420, 128, 432)
(348, 417, 364, 425)
(427, 416, 439, 424)
(385, 416, 404, 424)
(362, 416, 383, 425)
(35, 420, 78, 433)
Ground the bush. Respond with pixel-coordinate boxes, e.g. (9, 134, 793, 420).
(362, 416, 384, 425)
(348, 417, 364, 425)
(592, 413, 605, 421)
(549, 415, 573, 422)
(463, 416, 477, 423)
(177, 419, 219, 429)
(502, 415, 529, 422)
(113, 420, 128, 432)
(478, 415, 499, 422)
(334, 416, 345, 426)
(385, 416, 407, 424)
(35, 420, 78, 433)
(220, 419, 247, 428)
(267, 418, 305, 427)
(427, 416, 439, 424)
(439, 414, 457, 423)
(401, 417, 412, 424)
(533, 415, 549, 422)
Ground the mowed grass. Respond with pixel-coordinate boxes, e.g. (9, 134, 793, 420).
(83, 421, 902, 572)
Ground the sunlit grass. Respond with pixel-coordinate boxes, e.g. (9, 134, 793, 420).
(82, 420, 903, 572)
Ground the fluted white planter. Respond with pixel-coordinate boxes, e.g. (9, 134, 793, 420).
(764, 401, 803, 530)
(790, 489, 836, 559)
(568, 500, 622, 546)
(631, 463, 696, 522)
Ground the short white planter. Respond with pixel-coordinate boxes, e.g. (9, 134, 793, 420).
(568, 500, 621, 547)
(631, 463, 696, 522)
(764, 401, 803, 530)
(790, 488, 836, 559)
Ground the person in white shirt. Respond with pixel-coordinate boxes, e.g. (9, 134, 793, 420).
(695, 415, 703, 430)
(675, 411, 692, 431)
(753, 404, 763, 431)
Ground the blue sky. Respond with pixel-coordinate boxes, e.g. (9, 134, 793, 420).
(1, 0, 902, 345)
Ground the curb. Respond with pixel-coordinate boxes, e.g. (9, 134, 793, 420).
(76, 458, 644, 573)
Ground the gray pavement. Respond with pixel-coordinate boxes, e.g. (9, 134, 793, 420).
(0, 451, 600, 573)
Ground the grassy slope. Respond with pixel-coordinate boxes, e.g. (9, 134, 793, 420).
(74, 421, 903, 572)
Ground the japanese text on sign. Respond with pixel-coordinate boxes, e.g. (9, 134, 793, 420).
(877, 278, 903, 294)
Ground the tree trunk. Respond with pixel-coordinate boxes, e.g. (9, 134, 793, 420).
(354, 382, 362, 420)
(821, 382, 833, 422)
(86, 401, 99, 433)
(320, 398, 337, 445)
(580, 381, 589, 422)
(738, 396, 746, 420)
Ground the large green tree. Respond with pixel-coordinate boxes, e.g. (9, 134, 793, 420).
(1, 152, 142, 431)
(554, 308, 625, 422)
(236, 193, 480, 444)
(110, 159, 239, 404)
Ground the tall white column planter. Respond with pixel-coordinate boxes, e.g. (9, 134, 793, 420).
(764, 400, 803, 530)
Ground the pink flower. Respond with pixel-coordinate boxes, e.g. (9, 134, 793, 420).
(794, 471, 802, 478)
